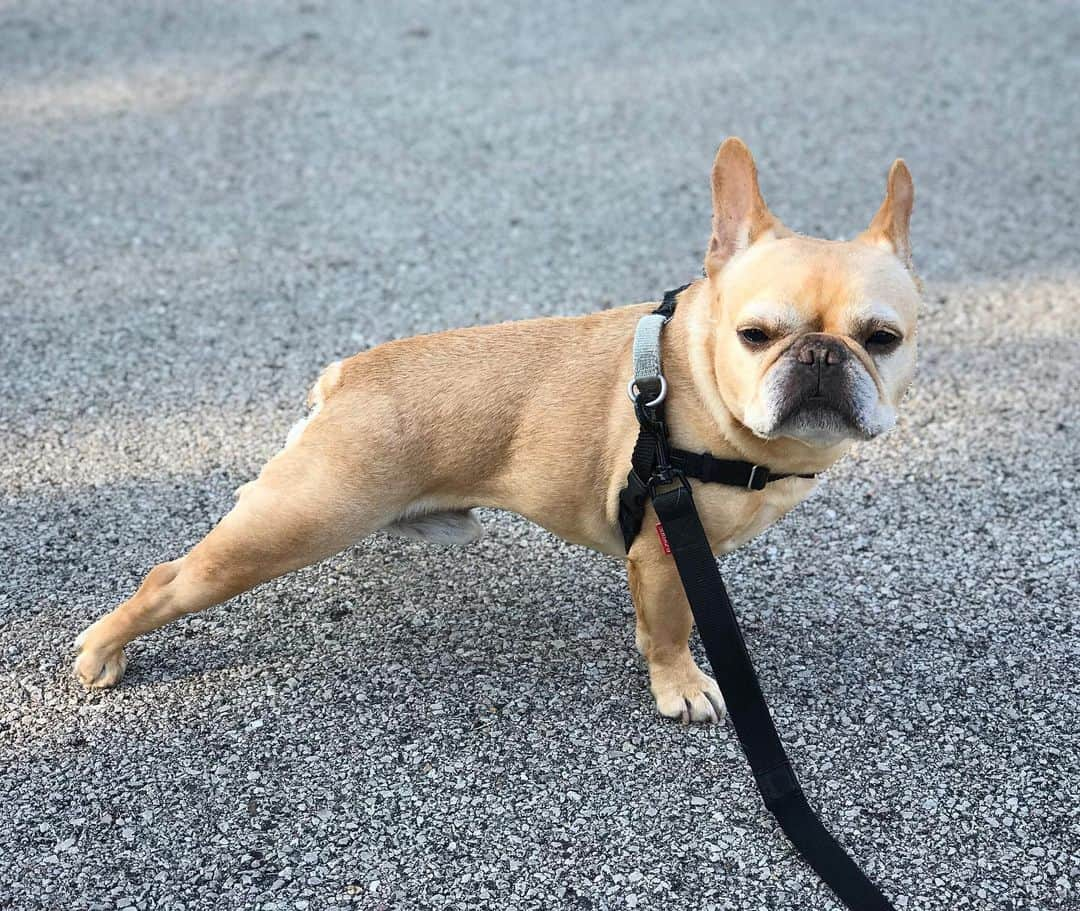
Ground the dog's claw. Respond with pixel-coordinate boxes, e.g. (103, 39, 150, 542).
(703, 690, 726, 721)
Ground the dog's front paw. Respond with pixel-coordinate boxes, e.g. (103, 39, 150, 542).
(73, 622, 128, 689)
(649, 659, 726, 724)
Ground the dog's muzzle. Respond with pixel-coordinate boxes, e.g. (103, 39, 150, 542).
(771, 333, 881, 441)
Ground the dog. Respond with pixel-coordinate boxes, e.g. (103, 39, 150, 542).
(74, 138, 919, 723)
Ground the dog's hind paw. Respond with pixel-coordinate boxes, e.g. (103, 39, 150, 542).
(73, 646, 127, 689)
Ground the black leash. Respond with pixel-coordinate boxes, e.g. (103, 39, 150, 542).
(621, 285, 896, 910)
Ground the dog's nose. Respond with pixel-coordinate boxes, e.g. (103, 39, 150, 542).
(792, 333, 848, 368)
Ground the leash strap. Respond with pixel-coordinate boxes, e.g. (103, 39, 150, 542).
(624, 283, 896, 910)
(652, 482, 896, 910)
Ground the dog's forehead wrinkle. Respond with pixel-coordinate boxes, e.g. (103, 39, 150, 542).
(849, 299, 904, 328)
(736, 299, 801, 328)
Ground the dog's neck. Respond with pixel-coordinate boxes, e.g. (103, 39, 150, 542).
(665, 279, 852, 476)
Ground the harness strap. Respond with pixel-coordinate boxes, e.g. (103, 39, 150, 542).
(669, 450, 815, 490)
(632, 313, 669, 395)
(652, 282, 687, 320)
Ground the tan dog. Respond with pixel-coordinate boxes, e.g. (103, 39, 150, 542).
(74, 139, 919, 723)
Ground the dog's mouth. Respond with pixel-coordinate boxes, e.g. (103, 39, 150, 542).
(773, 393, 877, 444)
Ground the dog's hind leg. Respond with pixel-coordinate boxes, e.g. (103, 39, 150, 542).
(73, 425, 409, 689)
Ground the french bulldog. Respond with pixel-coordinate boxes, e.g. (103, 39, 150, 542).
(74, 138, 919, 723)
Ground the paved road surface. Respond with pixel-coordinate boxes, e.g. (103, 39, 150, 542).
(2, 2, 1078, 909)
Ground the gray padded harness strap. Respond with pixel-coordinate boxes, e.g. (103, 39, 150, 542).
(632, 313, 667, 390)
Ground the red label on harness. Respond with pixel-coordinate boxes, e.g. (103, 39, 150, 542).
(655, 522, 672, 555)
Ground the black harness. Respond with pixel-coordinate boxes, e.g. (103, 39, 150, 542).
(618, 285, 897, 911)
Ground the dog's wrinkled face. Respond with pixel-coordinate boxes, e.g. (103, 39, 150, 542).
(720, 237, 919, 446)
(703, 139, 919, 448)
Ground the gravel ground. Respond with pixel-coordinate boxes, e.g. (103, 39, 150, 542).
(2, 2, 1079, 909)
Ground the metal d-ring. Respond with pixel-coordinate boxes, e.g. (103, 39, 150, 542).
(626, 375, 667, 408)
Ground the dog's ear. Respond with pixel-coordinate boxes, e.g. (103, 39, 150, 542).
(705, 137, 785, 277)
(858, 159, 914, 269)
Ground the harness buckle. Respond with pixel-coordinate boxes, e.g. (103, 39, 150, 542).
(747, 465, 769, 491)
(648, 466, 689, 497)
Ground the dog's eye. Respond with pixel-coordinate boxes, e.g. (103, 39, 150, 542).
(738, 327, 770, 347)
(865, 329, 901, 350)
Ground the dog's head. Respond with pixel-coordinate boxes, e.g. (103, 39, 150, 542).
(702, 138, 919, 449)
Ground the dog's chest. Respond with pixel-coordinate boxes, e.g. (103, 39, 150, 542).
(692, 478, 817, 555)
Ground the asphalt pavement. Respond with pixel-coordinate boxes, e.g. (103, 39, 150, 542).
(1, 2, 1078, 909)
